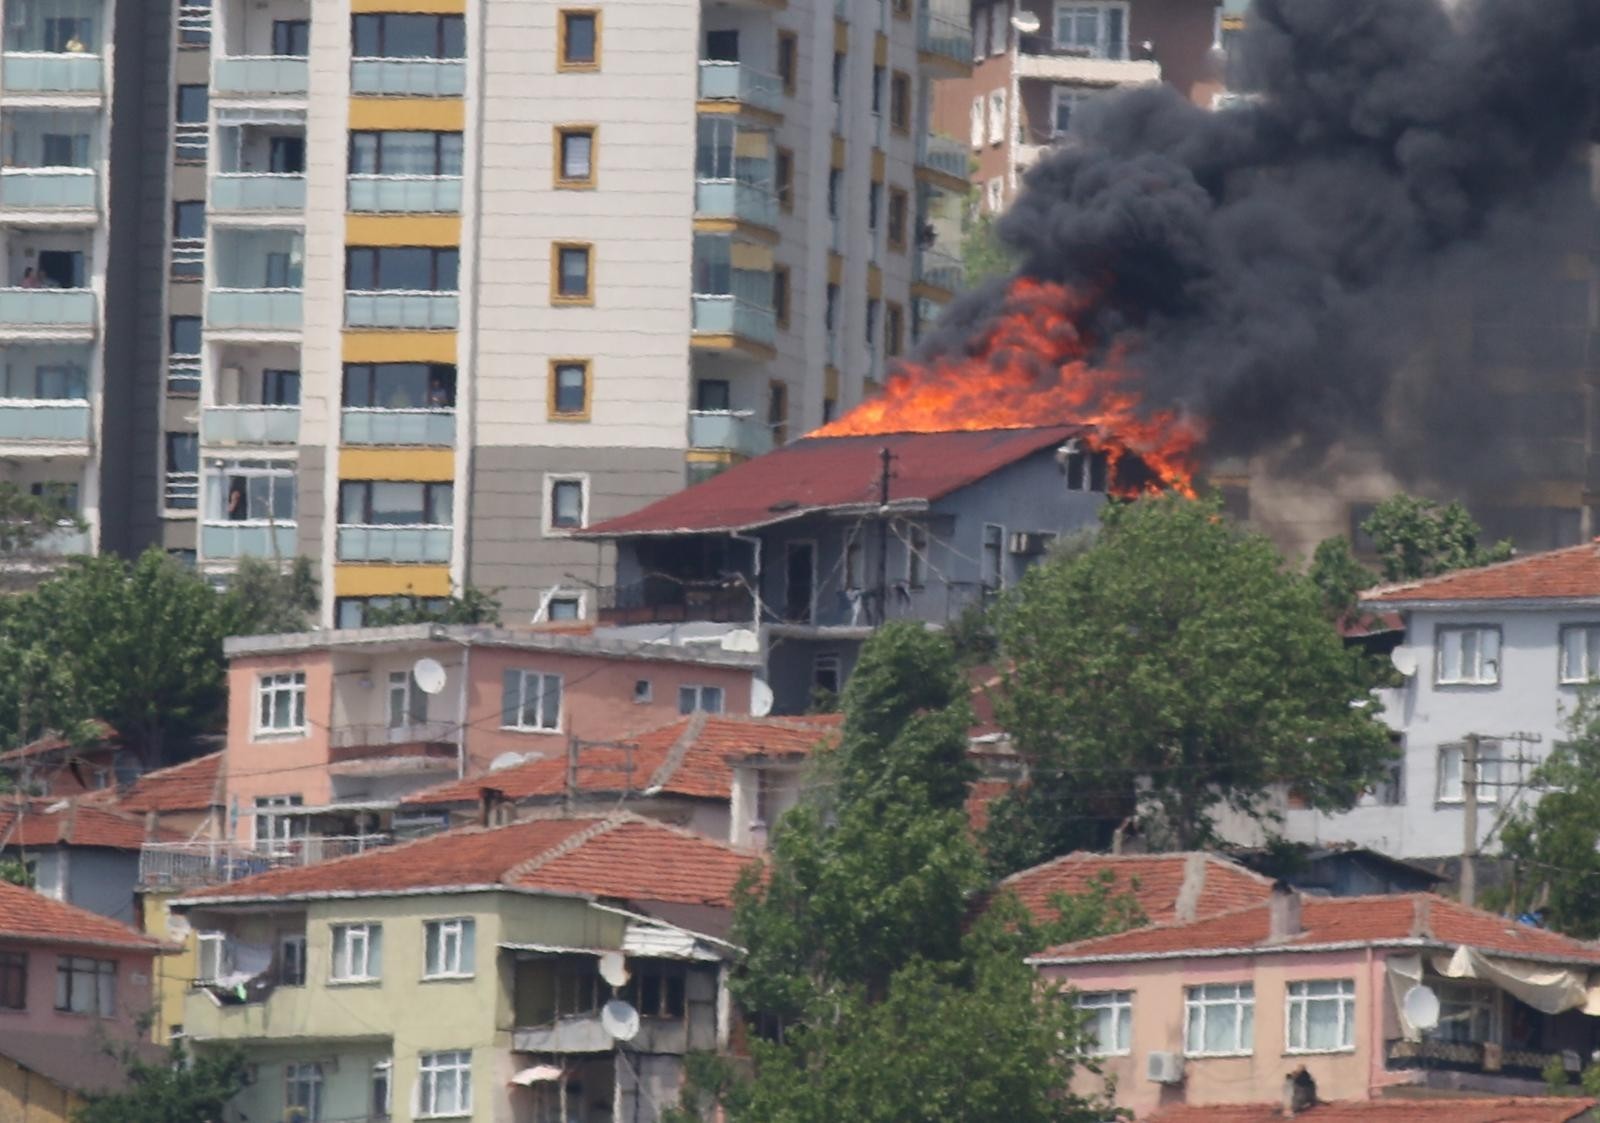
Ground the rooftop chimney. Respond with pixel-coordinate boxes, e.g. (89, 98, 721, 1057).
(1267, 881, 1302, 944)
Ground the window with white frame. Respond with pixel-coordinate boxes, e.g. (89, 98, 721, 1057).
(254, 795, 305, 852)
(196, 932, 230, 984)
(679, 684, 725, 715)
(502, 669, 563, 731)
(388, 669, 429, 729)
(987, 89, 1006, 144)
(424, 918, 475, 979)
(1051, 86, 1093, 136)
(1435, 626, 1500, 685)
(1053, 1, 1128, 59)
(206, 458, 296, 523)
(1285, 979, 1355, 1053)
(1429, 981, 1498, 1044)
(330, 923, 382, 982)
(1075, 990, 1132, 1055)
(1436, 741, 1500, 804)
(256, 671, 307, 735)
(970, 96, 985, 148)
(371, 1059, 393, 1119)
(1560, 625, 1600, 684)
(986, 176, 1004, 212)
(1184, 982, 1253, 1056)
(284, 1062, 323, 1122)
(417, 1050, 472, 1118)
(54, 956, 115, 1016)
(546, 475, 587, 532)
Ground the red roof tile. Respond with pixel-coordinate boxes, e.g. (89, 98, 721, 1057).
(103, 752, 223, 814)
(0, 721, 120, 764)
(508, 817, 760, 907)
(0, 879, 162, 952)
(0, 800, 183, 850)
(1363, 542, 1600, 605)
(1000, 852, 1275, 928)
(1032, 893, 1600, 965)
(1150, 1098, 1597, 1123)
(580, 426, 1087, 537)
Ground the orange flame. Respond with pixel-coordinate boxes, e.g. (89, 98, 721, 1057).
(812, 278, 1203, 496)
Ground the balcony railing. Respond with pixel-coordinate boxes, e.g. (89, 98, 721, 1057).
(597, 577, 755, 626)
(694, 178, 777, 229)
(696, 60, 782, 114)
(350, 57, 465, 97)
(207, 289, 303, 331)
(138, 836, 393, 889)
(346, 174, 462, 214)
(688, 410, 772, 459)
(29, 523, 89, 556)
(330, 721, 458, 756)
(336, 524, 452, 564)
(201, 405, 299, 445)
(209, 173, 305, 212)
(0, 289, 96, 329)
(341, 407, 455, 447)
(918, 9, 974, 65)
(0, 400, 91, 443)
(165, 471, 199, 510)
(213, 55, 308, 97)
(692, 294, 776, 346)
(1385, 1038, 1565, 1082)
(168, 358, 201, 395)
(918, 132, 969, 180)
(175, 122, 207, 163)
(201, 522, 297, 559)
(1, 51, 103, 93)
(915, 245, 965, 293)
(0, 168, 97, 210)
(344, 291, 459, 330)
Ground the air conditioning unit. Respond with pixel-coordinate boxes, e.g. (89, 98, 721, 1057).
(1009, 531, 1049, 556)
(1146, 1051, 1185, 1085)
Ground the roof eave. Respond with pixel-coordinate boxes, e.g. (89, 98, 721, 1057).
(1028, 937, 1600, 969)
(173, 883, 595, 910)
(1360, 596, 1600, 612)
(577, 498, 935, 541)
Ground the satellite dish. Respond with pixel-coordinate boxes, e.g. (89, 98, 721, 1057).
(1010, 10, 1041, 33)
(599, 951, 629, 988)
(1391, 649, 1419, 678)
(601, 999, 640, 1042)
(751, 679, 774, 718)
(412, 657, 447, 695)
(1403, 985, 1440, 1031)
(489, 751, 527, 773)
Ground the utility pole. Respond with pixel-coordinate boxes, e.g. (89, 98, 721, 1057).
(1461, 734, 1479, 907)
(876, 447, 892, 626)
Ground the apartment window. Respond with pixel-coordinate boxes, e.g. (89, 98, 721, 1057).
(30, 480, 78, 520)
(165, 433, 199, 510)
(371, 1059, 393, 1119)
(871, 64, 885, 116)
(424, 918, 475, 978)
(279, 933, 307, 986)
(0, 952, 25, 1010)
(176, 85, 208, 162)
(885, 301, 904, 357)
(547, 477, 586, 530)
(40, 16, 95, 51)
(558, 10, 600, 70)
(388, 670, 429, 729)
(170, 316, 201, 358)
(970, 96, 985, 148)
(887, 187, 909, 251)
(272, 18, 309, 56)
(254, 671, 307, 735)
(548, 359, 591, 420)
(1054, 1, 1128, 60)
(973, 7, 989, 60)
(195, 931, 229, 983)
(890, 70, 912, 134)
(262, 369, 301, 406)
(352, 13, 465, 58)
(1435, 626, 1500, 685)
(906, 522, 928, 588)
(418, 1051, 472, 1118)
(777, 31, 798, 95)
(845, 531, 863, 589)
(1052, 86, 1092, 136)
(54, 956, 114, 1016)
(1560, 625, 1600, 683)
(1437, 741, 1501, 805)
(868, 181, 882, 231)
(552, 125, 597, 188)
(330, 923, 382, 982)
(1285, 979, 1355, 1053)
(349, 130, 463, 176)
(547, 596, 581, 621)
(552, 243, 594, 304)
(831, 52, 845, 102)
(990, 1, 1009, 53)
(981, 523, 1004, 589)
(775, 147, 794, 212)
(827, 168, 842, 219)
(339, 480, 453, 526)
(825, 283, 840, 334)
(283, 1063, 323, 1121)
(634, 679, 653, 703)
(679, 685, 725, 715)
(1062, 443, 1109, 492)
(1076, 991, 1132, 1056)
(813, 654, 842, 698)
(1185, 983, 1253, 1056)
(987, 89, 1007, 145)
(628, 963, 687, 1018)
(344, 362, 456, 409)
(696, 379, 731, 412)
(334, 595, 450, 629)
(1368, 754, 1405, 806)
(173, 201, 205, 240)
(347, 246, 459, 292)
(1429, 982, 1497, 1045)
(773, 266, 791, 330)
(768, 380, 789, 444)
(254, 795, 304, 852)
(500, 669, 562, 733)
(865, 298, 880, 345)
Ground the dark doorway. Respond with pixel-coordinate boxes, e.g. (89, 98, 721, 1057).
(705, 29, 739, 60)
(37, 250, 83, 288)
(784, 541, 815, 623)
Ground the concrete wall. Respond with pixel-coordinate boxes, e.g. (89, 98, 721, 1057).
(29, 847, 141, 924)
(0, 1054, 82, 1123)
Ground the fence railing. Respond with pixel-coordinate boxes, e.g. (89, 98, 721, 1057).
(164, 471, 199, 510)
(350, 57, 465, 97)
(596, 577, 754, 626)
(139, 836, 394, 889)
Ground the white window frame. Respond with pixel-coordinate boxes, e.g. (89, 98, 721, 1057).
(970, 96, 985, 148)
(371, 1058, 393, 1118)
(1184, 982, 1254, 1057)
(985, 176, 1004, 213)
(1075, 990, 1132, 1056)
(1559, 624, 1600, 684)
(986, 88, 1006, 145)
(254, 670, 308, 737)
(388, 669, 429, 730)
(284, 1062, 323, 1122)
(424, 918, 475, 979)
(542, 472, 590, 536)
(1436, 741, 1501, 805)
(330, 923, 382, 983)
(1284, 979, 1356, 1054)
(1052, 1, 1129, 59)
(196, 931, 230, 984)
(1050, 86, 1091, 137)
(1434, 625, 1501, 686)
(503, 669, 563, 732)
(416, 1050, 473, 1118)
(253, 794, 306, 853)
(678, 684, 725, 714)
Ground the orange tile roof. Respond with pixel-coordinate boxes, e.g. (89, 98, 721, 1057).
(0, 721, 121, 764)
(1031, 893, 1600, 965)
(179, 813, 760, 909)
(1363, 541, 1600, 605)
(1001, 852, 1276, 928)
(104, 752, 223, 814)
(1150, 1098, 1597, 1123)
(0, 800, 183, 850)
(0, 879, 162, 952)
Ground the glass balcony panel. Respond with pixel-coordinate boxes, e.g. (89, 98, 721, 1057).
(336, 524, 452, 564)
(696, 61, 782, 115)
(210, 174, 305, 212)
(918, 133, 969, 180)
(32, 523, 89, 555)
(0, 400, 90, 442)
(915, 246, 965, 292)
(201, 522, 297, 559)
(694, 179, 777, 229)
(689, 410, 773, 459)
(918, 9, 973, 64)
(207, 290, 303, 330)
(213, 56, 308, 96)
(346, 175, 461, 214)
(344, 291, 458, 330)
(202, 405, 299, 444)
(0, 169, 96, 209)
(0, 289, 96, 327)
(692, 294, 775, 346)
(1, 53, 102, 93)
(349, 58, 465, 97)
(340, 408, 455, 447)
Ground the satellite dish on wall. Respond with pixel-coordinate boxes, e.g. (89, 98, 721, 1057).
(412, 657, 448, 695)
(1390, 649, 1419, 678)
(751, 679, 774, 717)
(599, 951, 629, 988)
(1403, 985, 1440, 1031)
(601, 999, 640, 1042)
(1010, 10, 1041, 33)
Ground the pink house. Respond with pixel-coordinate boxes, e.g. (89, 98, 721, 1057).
(1029, 887, 1600, 1119)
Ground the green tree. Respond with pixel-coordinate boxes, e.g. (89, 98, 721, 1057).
(1308, 535, 1376, 624)
(0, 482, 81, 560)
(75, 1042, 247, 1123)
(1360, 495, 1513, 583)
(961, 195, 1016, 287)
(362, 585, 502, 627)
(991, 495, 1393, 862)
(219, 556, 320, 636)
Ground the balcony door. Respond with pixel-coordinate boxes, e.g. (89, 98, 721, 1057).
(784, 540, 816, 624)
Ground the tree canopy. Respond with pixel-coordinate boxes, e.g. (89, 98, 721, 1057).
(1361, 495, 1513, 584)
(75, 1043, 246, 1123)
(361, 586, 502, 627)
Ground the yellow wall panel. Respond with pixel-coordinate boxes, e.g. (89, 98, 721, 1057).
(351, 0, 464, 10)
(340, 447, 456, 480)
(345, 213, 461, 247)
(342, 332, 459, 363)
(348, 98, 465, 131)
(335, 565, 453, 598)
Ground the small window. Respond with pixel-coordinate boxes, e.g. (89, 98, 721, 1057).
(170, 315, 202, 357)
(973, 7, 990, 59)
(1062, 443, 1109, 492)
(256, 671, 307, 735)
(981, 523, 1004, 589)
(1076, 991, 1132, 1056)
(1437, 741, 1501, 805)
(554, 126, 596, 188)
(871, 65, 885, 115)
(173, 200, 205, 240)
(773, 265, 791, 331)
(284, 1063, 322, 1122)
(970, 96, 985, 148)
(279, 933, 307, 986)
(331, 924, 382, 982)
(55, 956, 115, 1016)
(827, 168, 842, 219)
(890, 71, 912, 134)
(552, 243, 594, 305)
(906, 522, 928, 588)
(1560, 625, 1600, 684)
(885, 301, 904, 357)
(634, 679, 653, 703)
(775, 147, 794, 212)
(831, 52, 845, 102)
(424, 918, 475, 979)
(868, 181, 882, 231)
(371, 1059, 393, 1118)
(777, 31, 798, 96)
(986, 176, 1004, 213)
(548, 359, 591, 420)
(990, 2, 1008, 53)
(547, 477, 586, 531)
(196, 932, 229, 984)
(679, 685, 725, 714)
(1435, 626, 1500, 686)
(0, 951, 24, 1010)
(887, 187, 909, 251)
(546, 596, 581, 621)
(272, 18, 310, 56)
(418, 1050, 473, 1118)
(768, 381, 788, 445)
(865, 298, 879, 345)
(502, 669, 563, 731)
(176, 84, 208, 123)
(1184, 983, 1253, 1057)
(1285, 979, 1355, 1053)
(987, 88, 1007, 145)
(558, 10, 600, 70)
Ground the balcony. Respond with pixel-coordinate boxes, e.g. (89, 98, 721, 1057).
(695, 179, 778, 231)
(341, 407, 454, 447)
(0, 289, 96, 335)
(336, 524, 452, 564)
(692, 295, 776, 348)
(697, 61, 782, 116)
(30, 522, 89, 556)
(201, 521, 297, 559)
(1014, 36, 1162, 84)
(1385, 1038, 1570, 1089)
(1, 52, 103, 94)
(206, 289, 303, 332)
(212, 56, 308, 98)
(201, 405, 299, 445)
(349, 58, 465, 97)
(689, 410, 772, 459)
(916, 132, 970, 192)
(138, 836, 393, 890)
(328, 724, 457, 778)
(209, 173, 305, 213)
(0, 168, 96, 211)
(598, 577, 754, 627)
(346, 175, 461, 214)
(918, 9, 973, 72)
(344, 291, 458, 330)
(0, 400, 91, 446)
(914, 245, 965, 296)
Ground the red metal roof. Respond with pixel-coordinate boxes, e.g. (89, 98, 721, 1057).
(581, 425, 1087, 537)
(1150, 1098, 1598, 1123)
(0, 879, 163, 952)
(1000, 852, 1275, 928)
(1363, 542, 1600, 605)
